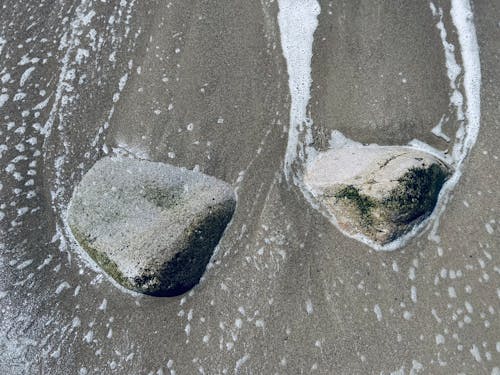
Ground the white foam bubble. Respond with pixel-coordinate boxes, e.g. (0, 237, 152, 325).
(20, 67, 36, 87)
(0, 94, 8, 108)
(373, 304, 383, 321)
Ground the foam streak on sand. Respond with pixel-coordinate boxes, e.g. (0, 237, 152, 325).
(277, 0, 320, 182)
(449, 0, 481, 159)
(426, 0, 481, 244)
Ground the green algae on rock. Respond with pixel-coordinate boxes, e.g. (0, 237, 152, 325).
(67, 157, 236, 296)
(305, 146, 451, 246)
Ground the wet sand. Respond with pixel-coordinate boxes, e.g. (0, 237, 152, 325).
(0, 0, 498, 374)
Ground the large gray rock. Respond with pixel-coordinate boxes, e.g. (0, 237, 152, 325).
(67, 157, 236, 296)
(304, 146, 451, 245)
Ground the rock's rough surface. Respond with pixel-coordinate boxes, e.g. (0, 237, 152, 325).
(67, 157, 236, 296)
(304, 146, 451, 245)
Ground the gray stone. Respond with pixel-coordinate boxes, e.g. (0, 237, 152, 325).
(67, 157, 236, 296)
(304, 146, 451, 245)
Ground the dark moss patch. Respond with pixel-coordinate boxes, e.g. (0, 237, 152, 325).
(383, 164, 449, 224)
(143, 184, 183, 209)
(334, 185, 376, 226)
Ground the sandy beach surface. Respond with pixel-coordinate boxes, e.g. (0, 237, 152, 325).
(0, 0, 498, 373)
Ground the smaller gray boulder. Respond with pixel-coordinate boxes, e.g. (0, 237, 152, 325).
(304, 146, 451, 245)
(67, 157, 236, 296)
